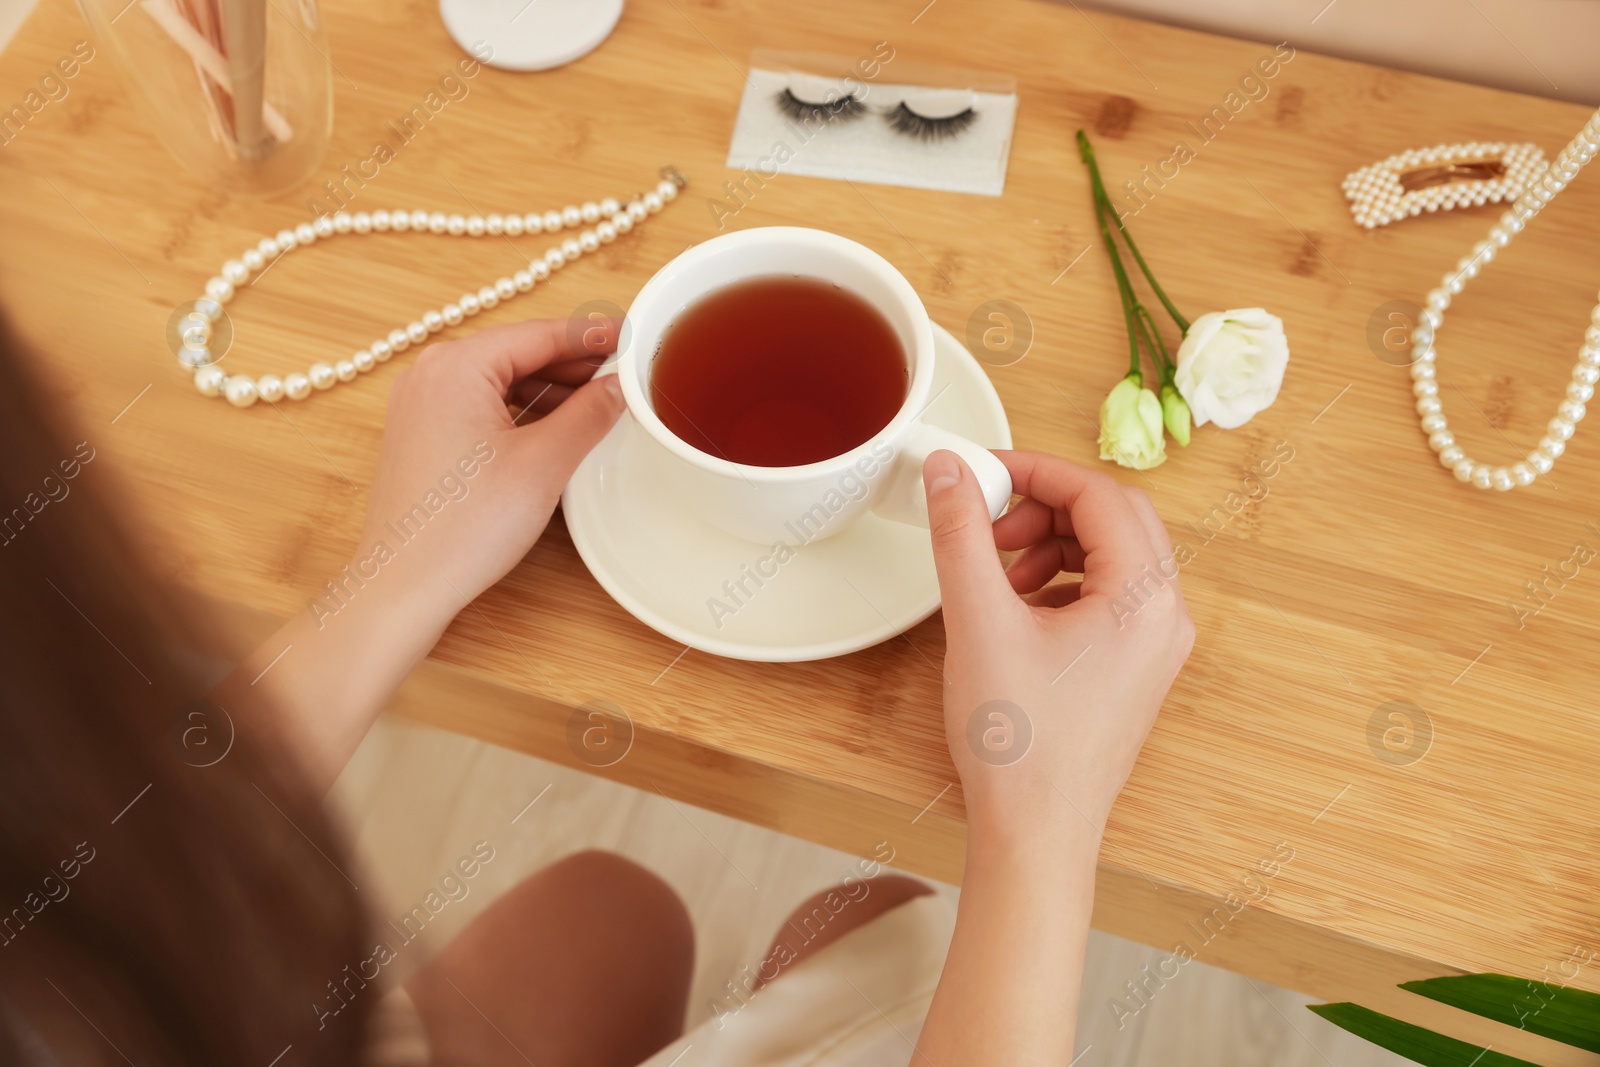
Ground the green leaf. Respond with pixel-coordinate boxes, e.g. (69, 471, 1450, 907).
(1400, 974, 1600, 1053)
(1307, 1003, 1539, 1066)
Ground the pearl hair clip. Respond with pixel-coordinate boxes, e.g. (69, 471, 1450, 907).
(1407, 111, 1600, 491)
(1341, 142, 1546, 229)
(174, 167, 687, 407)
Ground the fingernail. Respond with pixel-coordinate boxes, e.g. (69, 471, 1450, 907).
(601, 374, 623, 401)
(923, 450, 961, 494)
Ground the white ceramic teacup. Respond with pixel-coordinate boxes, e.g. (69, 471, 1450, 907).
(610, 226, 1012, 546)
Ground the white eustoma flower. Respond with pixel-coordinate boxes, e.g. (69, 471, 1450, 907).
(1174, 308, 1289, 429)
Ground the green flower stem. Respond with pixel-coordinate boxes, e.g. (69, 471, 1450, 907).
(1135, 305, 1174, 383)
(1076, 130, 1192, 336)
(1084, 151, 1143, 379)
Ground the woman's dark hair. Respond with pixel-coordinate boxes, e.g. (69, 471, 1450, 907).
(0, 315, 370, 1063)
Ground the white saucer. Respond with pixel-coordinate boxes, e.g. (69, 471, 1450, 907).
(562, 323, 1012, 662)
(439, 0, 623, 72)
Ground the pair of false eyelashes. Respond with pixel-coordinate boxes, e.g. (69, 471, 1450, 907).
(774, 87, 978, 143)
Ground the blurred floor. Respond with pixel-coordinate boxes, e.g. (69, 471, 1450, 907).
(331, 715, 1411, 1067)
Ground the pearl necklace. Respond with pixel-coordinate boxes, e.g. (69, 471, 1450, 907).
(176, 174, 684, 407)
(1411, 110, 1600, 491)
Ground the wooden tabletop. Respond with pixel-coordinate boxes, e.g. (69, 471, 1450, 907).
(4, 0, 1598, 1054)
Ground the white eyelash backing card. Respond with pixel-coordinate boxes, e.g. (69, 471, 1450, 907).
(725, 51, 1018, 198)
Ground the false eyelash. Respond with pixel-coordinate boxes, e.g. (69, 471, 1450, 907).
(885, 102, 978, 142)
(774, 87, 866, 124)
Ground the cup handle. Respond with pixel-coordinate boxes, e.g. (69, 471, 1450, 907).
(870, 423, 1012, 528)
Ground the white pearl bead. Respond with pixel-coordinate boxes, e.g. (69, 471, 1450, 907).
(411, 210, 429, 231)
(488, 214, 506, 234)
(243, 249, 265, 271)
(1539, 437, 1567, 461)
(1453, 459, 1476, 482)
(1573, 364, 1599, 386)
(1529, 451, 1553, 474)
(309, 362, 337, 390)
(389, 210, 410, 232)
(1416, 396, 1442, 418)
(257, 374, 284, 402)
(333, 213, 353, 234)
(543, 210, 563, 232)
(1446, 275, 1465, 295)
(562, 237, 582, 260)
(224, 375, 258, 407)
(1558, 400, 1586, 423)
(1548, 417, 1575, 442)
(1427, 429, 1454, 451)
(429, 212, 448, 234)
(524, 213, 544, 234)
(447, 214, 466, 236)
(406, 321, 428, 344)
(284, 372, 312, 400)
(371, 339, 393, 362)
(628, 200, 648, 221)
(371, 210, 392, 232)
(1439, 445, 1465, 467)
(1581, 346, 1600, 368)
(467, 216, 486, 236)
(194, 297, 224, 322)
(580, 201, 601, 223)
(194, 366, 226, 396)
(1512, 462, 1536, 486)
(562, 205, 582, 227)
(657, 179, 678, 202)
(513, 270, 534, 292)
(477, 286, 499, 309)
(222, 259, 249, 284)
(460, 293, 481, 316)
(1411, 361, 1436, 381)
(1568, 381, 1594, 404)
(530, 259, 551, 281)
(353, 213, 372, 234)
(335, 359, 357, 382)
(295, 222, 317, 245)
(544, 247, 566, 269)
(442, 304, 464, 326)
(597, 221, 617, 243)
(495, 276, 516, 300)
(600, 197, 620, 216)
(258, 236, 281, 257)
(504, 215, 523, 236)
(205, 277, 234, 303)
(579, 230, 600, 254)
(276, 228, 298, 249)
(612, 212, 633, 234)
(1471, 466, 1493, 490)
(644, 191, 664, 214)
(1490, 467, 1514, 491)
(178, 344, 211, 369)
(1420, 413, 1448, 434)
(387, 328, 410, 352)
(354, 349, 376, 373)
(1413, 380, 1439, 399)
(423, 310, 445, 333)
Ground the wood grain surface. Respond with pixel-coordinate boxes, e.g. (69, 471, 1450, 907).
(2, 0, 1597, 1054)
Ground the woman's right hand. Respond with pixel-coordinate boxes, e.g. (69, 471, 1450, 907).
(921, 449, 1194, 844)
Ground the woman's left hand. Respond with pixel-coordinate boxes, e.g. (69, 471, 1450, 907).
(225, 318, 626, 792)
(359, 318, 625, 628)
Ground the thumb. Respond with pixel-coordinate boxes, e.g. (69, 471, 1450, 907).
(923, 450, 1008, 621)
(518, 373, 626, 483)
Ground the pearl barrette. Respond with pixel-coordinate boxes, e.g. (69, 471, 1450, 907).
(1342, 142, 1545, 229)
(173, 169, 686, 407)
(1410, 111, 1600, 491)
